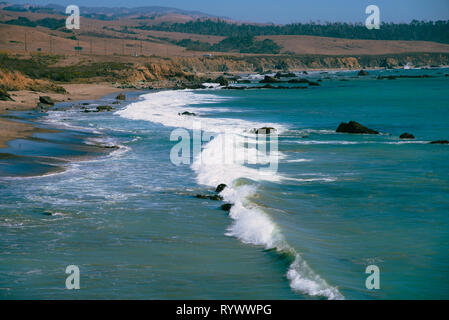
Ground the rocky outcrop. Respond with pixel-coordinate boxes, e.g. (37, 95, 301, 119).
(260, 76, 280, 83)
(0, 89, 13, 101)
(358, 70, 369, 76)
(196, 194, 223, 201)
(221, 204, 233, 211)
(178, 111, 196, 116)
(430, 140, 449, 144)
(400, 133, 415, 139)
(0, 69, 66, 94)
(216, 184, 227, 193)
(215, 76, 229, 86)
(336, 121, 379, 134)
(96, 105, 113, 112)
(274, 72, 296, 78)
(39, 96, 54, 106)
(116, 93, 126, 100)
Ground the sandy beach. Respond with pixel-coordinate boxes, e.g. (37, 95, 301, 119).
(0, 83, 125, 148)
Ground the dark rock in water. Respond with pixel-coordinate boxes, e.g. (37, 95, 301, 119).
(215, 76, 229, 86)
(252, 127, 277, 134)
(112, 101, 121, 104)
(221, 204, 233, 211)
(37, 102, 50, 110)
(179, 82, 207, 89)
(96, 105, 113, 112)
(39, 96, 54, 105)
(336, 121, 379, 134)
(378, 75, 433, 80)
(358, 70, 369, 76)
(82, 103, 90, 105)
(445, 74, 449, 77)
(223, 86, 246, 90)
(430, 140, 449, 144)
(274, 72, 296, 78)
(42, 211, 53, 216)
(288, 78, 309, 84)
(308, 81, 320, 86)
(302, 71, 309, 75)
(116, 93, 126, 100)
(196, 194, 223, 201)
(178, 111, 196, 116)
(216, 184, 227, 193)
(400, 133, 415, 139)
(0, 89, 13, 101)
(260, 76, 280, 83)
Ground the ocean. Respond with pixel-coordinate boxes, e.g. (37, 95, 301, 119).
(0, 68, 448, 299)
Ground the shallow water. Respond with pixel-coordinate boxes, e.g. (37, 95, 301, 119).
(1, 69, 448, 299)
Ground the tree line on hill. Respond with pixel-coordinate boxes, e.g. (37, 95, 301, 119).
(3, 16, 65, 30)
(138, 19, 449, 44)
(171, 36, 281, 54)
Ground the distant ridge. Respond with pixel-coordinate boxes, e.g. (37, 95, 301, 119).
(0, 2, 220, 20)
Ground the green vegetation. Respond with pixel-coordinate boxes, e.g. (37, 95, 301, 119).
(138, 19, 449, 44)
(172, 36, 281, 54)
(3, 16, 65, 30)
(0, 53, 132, 82)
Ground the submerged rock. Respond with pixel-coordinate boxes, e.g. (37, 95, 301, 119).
(358, 70, 369, 76)
(116, 93, 126, 100)
(430, 140, 449, 144)
(216, 184, 227, 193)
(196, 194, 223, 201)
(96, 105, 113, 112)
(39, 96, 54, 105)
(274, 72, 296, 78)
(37, 102, 50, 110)
(336, 121, 379, 134)
(178, 111, 197, 116)
(308, 81, 320, 86)
(221, 204, 233, 211)
(288, 78, 310, 84)
(260, 76, 280, 83)
(400, 133, 415, 139)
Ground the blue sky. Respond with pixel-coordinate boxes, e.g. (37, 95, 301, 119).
(7, 0, 449, 24)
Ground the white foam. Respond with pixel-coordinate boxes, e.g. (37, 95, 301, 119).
(286, 159, 312, 163)
(219, 185, 343, 300)
(287, 255, 344, 300)
(116, 90, 285, 134)
(117, 89, 343, 300)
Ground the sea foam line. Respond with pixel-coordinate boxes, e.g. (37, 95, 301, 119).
(117, 89, 344, 300)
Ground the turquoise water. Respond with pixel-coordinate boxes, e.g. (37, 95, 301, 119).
(1, 69, 448, 299)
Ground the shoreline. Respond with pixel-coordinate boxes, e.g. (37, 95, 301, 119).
(0, 83, 127, 149)
(1, 65, 447, 149)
